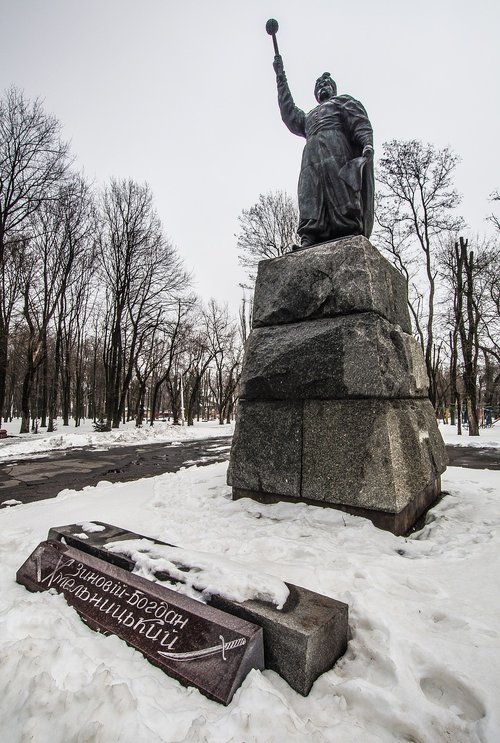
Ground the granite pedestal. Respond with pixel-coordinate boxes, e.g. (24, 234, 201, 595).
(228, 236, 447, 535)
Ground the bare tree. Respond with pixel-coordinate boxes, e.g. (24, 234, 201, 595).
(181, 309, 218, 426)
(482, 350, 500, 419)
(147, 298, 195, 426)
(478, 244, 500, 399)
(204, 300, 242, 425)
(488, 190, 500, 233)
(444, 238, 483, 435)
(376, 140, 463, 407)
(375, 195, 425, 352)
(485, 192, 500, 376)
(18, 178, 89, 433)
(47, 176, 96, 430)
(454, 238, 481, 435)
(0, 87, 70, 421)
(98, 178, 190, 429)
(440, 235, 498, 434)
(133, 316, 163, 427)
(236, 190, 298, 284)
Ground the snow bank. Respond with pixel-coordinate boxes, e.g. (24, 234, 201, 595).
(0, 459, 499, 740)
(440, 420, 500, 448)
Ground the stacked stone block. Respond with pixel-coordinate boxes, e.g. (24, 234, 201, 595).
(228, 236, 447, 535)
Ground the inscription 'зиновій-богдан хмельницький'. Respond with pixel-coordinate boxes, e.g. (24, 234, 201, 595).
(16, 539, 264, 705)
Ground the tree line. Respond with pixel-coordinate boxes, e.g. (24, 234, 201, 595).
(0, 87, 243, 432)
(236, 143, 500, 436)
(3, 85, 499, 437)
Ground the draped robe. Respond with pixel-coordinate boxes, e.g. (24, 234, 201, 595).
(277, 76, 374, 247)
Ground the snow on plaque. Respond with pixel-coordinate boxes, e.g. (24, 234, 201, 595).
(16, 540, 264, 705)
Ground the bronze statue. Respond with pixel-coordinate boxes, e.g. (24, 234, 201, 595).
(266, 19, 374, 249)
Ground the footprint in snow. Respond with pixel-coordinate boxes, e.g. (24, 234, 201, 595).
(403, 575, 443, 595)
(354, 613, 391, 641)
(429, 610, 469, 631)
(352, 570, 368, 586)
(429, 611, 499, 641)
(419, 671, 486, 722)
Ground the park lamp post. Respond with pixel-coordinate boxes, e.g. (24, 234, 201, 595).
(180, 371, 185, 426)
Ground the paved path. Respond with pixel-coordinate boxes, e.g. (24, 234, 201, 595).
(0, 436, 232, 507)
(445, 444, 500, 470)
(0, 439, 498, 509)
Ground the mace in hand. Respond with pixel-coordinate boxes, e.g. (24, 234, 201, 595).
(266, 18, 374, 249)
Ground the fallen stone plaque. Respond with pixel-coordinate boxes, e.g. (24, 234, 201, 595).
(48, 522, 349, 695)
(16, 539, 264, 705)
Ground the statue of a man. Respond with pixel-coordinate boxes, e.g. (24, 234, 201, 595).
(273, 56, 374, 248)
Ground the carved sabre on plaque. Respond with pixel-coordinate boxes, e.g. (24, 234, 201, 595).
(158, 635, 247, 662)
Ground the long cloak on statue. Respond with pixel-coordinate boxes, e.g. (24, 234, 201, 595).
(277, 76, 374, 246)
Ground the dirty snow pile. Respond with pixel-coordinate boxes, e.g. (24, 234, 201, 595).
(0, 418, 234, 462)
(0, 427, 498, 741)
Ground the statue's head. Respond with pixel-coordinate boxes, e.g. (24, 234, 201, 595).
(314, 72, 337, 103)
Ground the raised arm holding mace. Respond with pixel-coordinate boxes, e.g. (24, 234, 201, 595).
(266, 19, 374, 249)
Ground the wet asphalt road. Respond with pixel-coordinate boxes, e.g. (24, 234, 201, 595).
(445, 445, 500, 470)
(0, 439, 498, 509)
(0, 436, 233, 507)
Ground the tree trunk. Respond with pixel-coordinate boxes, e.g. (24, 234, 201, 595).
(20, 363, 35, 433)
(135, 385, 146, 426)
(168, 375, 180, 425)
(465, 392, 480, 436)
(61, 346, 71, 426)
(150, 379, 163, 426)
(74, 370, 82, 427)
(0, 327, 8, 425)
(48, 322, 62, 432)
(39, 349, 48, 427)
(455, 238, 480, 437)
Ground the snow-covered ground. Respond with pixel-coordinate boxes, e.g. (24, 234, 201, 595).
(440, 421, 500, 448)
(0, 422, 499, 742)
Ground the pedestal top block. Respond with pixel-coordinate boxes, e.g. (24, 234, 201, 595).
(252, 236, 411, 333)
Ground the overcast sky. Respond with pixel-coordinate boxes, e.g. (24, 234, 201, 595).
(2, 0, 499, 314)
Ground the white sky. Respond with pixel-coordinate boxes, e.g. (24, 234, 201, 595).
(2, 0, 499, 314)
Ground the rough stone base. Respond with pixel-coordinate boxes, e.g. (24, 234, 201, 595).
(233, 476, 441, 537)
(229, 237, 447, 534)
(301, 398, 446, 513)
(252, 235, 412, 332)
(228, 397, 447, 529)
(240, 314, 428, 401)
